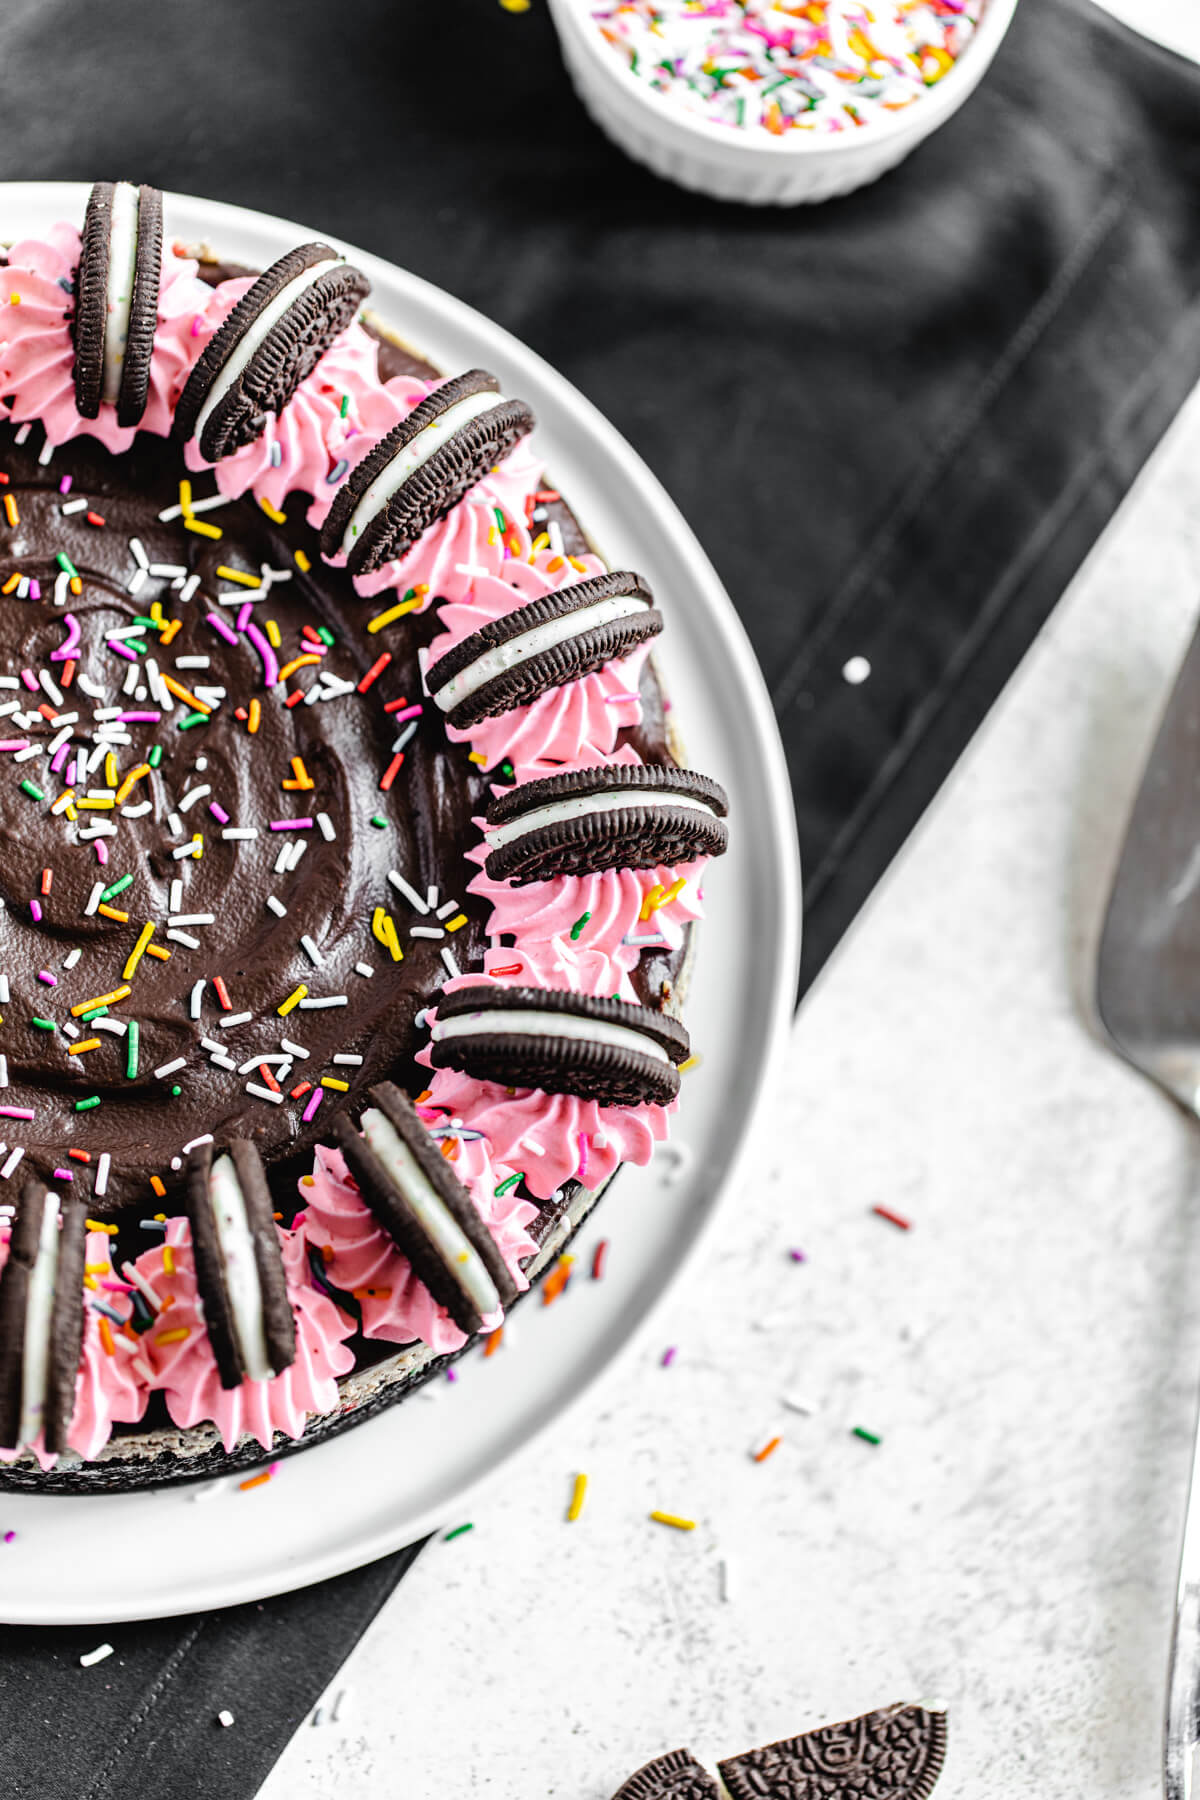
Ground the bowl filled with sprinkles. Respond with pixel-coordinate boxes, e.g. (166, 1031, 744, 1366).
(546, 0, 1020, 203)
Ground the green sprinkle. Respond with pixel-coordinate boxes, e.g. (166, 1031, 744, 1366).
(30, 1017, 55, 1032)
(570, 911, 591, 941)
(370, 814, 388, 830)
(147, 745, 163, 769)
(443, 1523, 474, 1542)
(126, 1020, 139, 1080)
(178, 711, 209, 731)
(492, 507, 506, 532)
(19, 780, 44, 801)
(317, 626, 335, 648)
(493, 1172, 524, 1198)
(122, 638, 150, 656)
(852, 1426, 882, 1446)
(55, 551, 79, 579)
(75, 1096, 100, 1112)
(79, 1006, 108, 1023)
(500, 760, 515, 782)
(132, 615, 158, 629)
(339, 393, 350, 418)
(101, 873, 132, 903)
(171, 1084, 181, 1097)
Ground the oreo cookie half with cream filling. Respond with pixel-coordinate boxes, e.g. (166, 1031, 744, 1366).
(328, 1081, 518, 1337)
(73, 180, 164, 427)
(319, 369, 536, 574)
(483, 764, 730, 884)
(173, 242, 370, 461)
(0, 1182, 87, 1456)
(425, 571, 663, 730)
(610, 1749, 720, 1800)
(430, 985, 689, 1106)
(184, 1141, 295, 1390)
(717, 1702, 948, 1800)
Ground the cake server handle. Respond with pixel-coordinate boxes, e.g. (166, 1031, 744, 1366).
(1165, 1383, 1200, 1799)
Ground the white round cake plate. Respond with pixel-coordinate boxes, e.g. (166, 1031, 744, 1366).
(0, 184, 801, 1624)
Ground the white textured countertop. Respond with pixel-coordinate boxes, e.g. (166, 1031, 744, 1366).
(263, 16, 1200, 1795)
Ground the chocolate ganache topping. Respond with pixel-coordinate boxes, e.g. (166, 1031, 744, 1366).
(0, 367, 686, 1218)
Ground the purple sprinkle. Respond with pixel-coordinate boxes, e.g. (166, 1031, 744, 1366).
(235, 601, 253, 633)
(0, 1107, 35, 1121)
(206, 612, 239, 647)
(58, 475, 72, 495)
(28, 580, 40, 601)
(95, 840, 108, 867)
(29, 900, 41, 923)
(51, 613, 81, 661)
(301, 1087, 323, 1124)
(66, 758, 77, 786)
(270, 818, 312, 832)
(50, 743, 69, 773)
(0, 740, 30, 754)
(388, 704, 423, 725)
(789, 1249, 807, 1264)
(246, 622, 280, 689)
(36, 970, 55, 987)
(117, 711, 161, 724)
(20, 669, 37, 692)
(445, 1366, 458, 1384)
(209, 801, 230, 825)
(52, 1168, 71, 1182)
(106, 640, 137, 664)
(661, 1347, 677, 1368)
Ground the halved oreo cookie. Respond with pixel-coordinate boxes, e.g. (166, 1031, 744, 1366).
(717, 1702, 948, 1800)
(429, 985, 689, 1107)
(73, 180, 164, 426)
(319, 369, 535, 574)
(610, 1749, 720, 1800)
(185, 1140, 295, 1390)
(329, 1081, 518, 1337)
(484, 764, 730, 884)
(0, 1181, 87, 1455)
(425, 571, 663, 730)
(173, 242, 370, 461)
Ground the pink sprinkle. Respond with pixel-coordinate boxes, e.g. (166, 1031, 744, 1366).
(95, 840, 108, 866)
(661, 1347, 677, 1368)
(107, 640, 137, 664)
(58, 475, 72, 495)
(235, 601, 253, 633)
(191, 314, 203, 337)
(3, 1530, 15, 1544)
(388, 704, 423, 725)
(0, 1107, 35, 1121)
(270, 818, 312, 831)
(28, 580, 40, 601)
(577, 1132, 589, 1181)
(446, 1367, 458, 1383)
(789, 1248, 807, 1263)
(117, 711, 161, 724)
(52, 1167, 71, 1182)
(66, 758, 77, 786)
(246, 622, 280, 689)
(36, 970, 55, 986)
(20, 669, 37, 692)
(29, 900, 41, 923)
(50, 743, 69, 773)
(0, 740, 30, 753)
(301, 1087, 323, 1124)
(100, 1278, 133, 1292)
(206, 612, 239, 647)
(209, 801, 230, 825)
(52, 613, 81, 660)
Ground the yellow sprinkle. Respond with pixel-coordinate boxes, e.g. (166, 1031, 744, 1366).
(113, 762, 150, 804)
(154, 1327, 189, 1345)
(366, 596, 422, 635)
(215, 564, 261, 589)
(67, 1038, 102, 1056)
(104, 752, 118, 789)
(639, 884, 665, 922)
(677, 1055, 701, 1074)
(8, 293, 19, 306)
(85, 1220, 119, 1235)
(567, 1473, 588, 1522)
(649, 1511, 696, 1532)
(444, 913, 468, 933)
(163, 1244, 175, 1277)
(258, 496, 287, 526)
(123, 921, 157, 978)
(179, 479, 193, 514)
(530, 531, 551, 554)
(568, 556, 587, 573)
(150, 1175, 166, 1198)
(468, 752, 487, 766)
(500, 0, 531, 10)
(189, 833, 203, 860)
(264, 618, 282, 649)
(184, 517, 222, 540)
(371, 906, 403, 963)
(294, 549, 311, 573)
(300, 1174, 315, 1188)
(71, 984, 131, 1018)
(278, 983, 308, 1016)
(661, 876, 687, 907)
(76, 796, 115, 811)
(321, 1076, 350, 1092)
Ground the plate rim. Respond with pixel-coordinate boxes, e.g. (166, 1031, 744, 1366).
(0, 181, 801, 1622)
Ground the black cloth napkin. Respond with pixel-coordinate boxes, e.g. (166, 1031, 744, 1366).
(1, 0, 1200, 1794)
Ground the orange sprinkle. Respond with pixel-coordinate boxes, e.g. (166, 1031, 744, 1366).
(96, 904, 129, 923)
(282, 756, 314, 791)
(440, 1135, 460, 1161)
(4, 494, 18, 528)
(247, 697, 261, 734)
(351, 1286, 392, 1300)
(277, 653, 321, 682)
(542, 1255, 575, 1306)
(753, 1436, 782, 1464)
(40, 867, 51, 895)
(238, 1470, 273, 1492)
(98, 1317, 116, 1357)
(483, 1327, 504, 1358)
(150, 1175, 166, 1198)
(161, 674, 211, 714)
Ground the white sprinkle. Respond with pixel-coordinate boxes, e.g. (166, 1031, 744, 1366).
(781, 1394, 818, 1416)
(280, 1038, 309, 1059)
(0, 1147, 24, 1180)
(210, 1053, 237, 1072)
(167, 811, 183, 835)
(157, 492, 230, 522)
(333, 1053, 363, 1066)
(245, 1082, 283, 1105)
(266, 895, 287, 918)
(297, 996, 347, 1010)
(388, 871, 429, 915)
(0, 976, 7, 1002)
(426, 885, 438, 910)
(222, 828, 258, 841)
(167, 930, 200, 949)
(410, 926, 444, 941)
(126, 566, 148, 597)
(237, 1053, 291, 1073)
(129, 537, 149, 570)
(178, 784, 211, 812)
(172, 839, 202, 861)
(146, 658, 167, 709)
(169, 914, 214, 927)
(95, 1152, 111, 1198)
(38, 670, 63, 705)
(92, 706, 123, 722)
(84, 881, 104, 917)
(54, 569, 70, 605)
(79, 1644, 114, 1669)
(61, 1021, 79, 1040)
(62, 949, 81, 971)
(391, 720, 419, 756)
(435, 899, 460, 920)
(355, 962, 374, 978)
(219, 1013, 253, 1030)
(440, 949, 460, 980)
(169, 878, 184, 913)
(154, 1057, 187, 1080)
(299, 935, 324, 967)
(118, 804, 150, 820)
(174, 655, 210, 670)
(272, 843, 291, 875)
(842, 655, 871, 686)
(179, 573, 201, 604)
(316, 812, 335, 842)
(189, 979, 205, 1021)
(217, 1710, 235, 1729)
(148, 563, 187, 579)
(60, 497, 89, 517)
(13, 744, 41, 763)
(200, 1038, 223, 1054)
(92, 1018, 127, 1037)
(122, 664, 140, 696)
(181, 1134, 214, 1155)
(0, 1056, 7, 1090)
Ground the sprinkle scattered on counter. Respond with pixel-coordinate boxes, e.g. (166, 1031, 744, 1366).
(873, 1204, 912, 1230)
(660, 1345, 678, 1368)
(567, 1472, 589, 1521)
(650, 1510, 695, 1532)
(79, 1643, 113, 1668)
(217, 1709, 235, 1729)
(443, 1522, 475, 1542)
(852, 1425, 882, 1446)
(591, 0, 985, 135)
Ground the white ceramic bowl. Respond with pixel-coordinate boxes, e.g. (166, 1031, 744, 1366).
(546, 0, 1020, 205)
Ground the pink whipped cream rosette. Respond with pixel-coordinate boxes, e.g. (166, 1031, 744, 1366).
(135, 1216, 355, 1454)
(0, 226, 212, 453)
(300, 1131, 539, 1356)
(0, 1227, 149, 1470)
(424, 554, 651, 771)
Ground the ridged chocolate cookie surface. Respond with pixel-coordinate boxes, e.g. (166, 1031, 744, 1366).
(483, 764, 729, 884)
(72, 181, 164, 426)
(717, 1703, 948, 1800)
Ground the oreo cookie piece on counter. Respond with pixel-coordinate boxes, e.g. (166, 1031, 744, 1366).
(173, 241, 370, 461)
(0, 1181, 87, 1456)
(329, 1081, 518, 1337)
(425, 570, 663, 730)
(73, 180, 164, 427)
(483, 763, 730, 884)
(717, 1701, 948, 1800)
(610, 1748, 720, 1800)
(429, 985, 689, 1108)
(185, 1140, 295, 1391)
(320, 369, 535, 574)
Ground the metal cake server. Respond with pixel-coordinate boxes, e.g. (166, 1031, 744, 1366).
(1097, 613, 1200, 1800)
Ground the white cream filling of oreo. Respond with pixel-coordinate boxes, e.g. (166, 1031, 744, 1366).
(193, 256, 340, 446)
(485, 786, 717, 853)
(360, 1107, 500, 1319)
(209, 1154, 273, 1384)
(433, 592, 650, 713)
(101, 181, 141, 406)
(340, 389, 504, 556)
(432, 1007, 670, 1064)
(18, 1192, 61, 1449)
